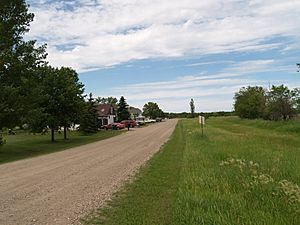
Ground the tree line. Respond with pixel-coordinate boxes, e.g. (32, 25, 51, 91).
(234, 85, 300, 120)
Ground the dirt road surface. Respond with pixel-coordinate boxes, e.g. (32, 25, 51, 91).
(0, 119, 177, 225)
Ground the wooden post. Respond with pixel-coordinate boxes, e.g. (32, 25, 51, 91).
(201, 117, 204, 137)
(199, 116, 205, 137)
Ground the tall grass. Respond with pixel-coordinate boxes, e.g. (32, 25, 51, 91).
(174, 118, 300, 224)
(85, 117, 300, 225)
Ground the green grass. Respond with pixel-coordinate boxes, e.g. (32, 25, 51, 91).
(85, 117, 300, 225)
(83, 121, 185, 225)
(0, 130, 121, 164)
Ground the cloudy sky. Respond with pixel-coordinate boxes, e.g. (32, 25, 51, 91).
(26, 0, 300, 112)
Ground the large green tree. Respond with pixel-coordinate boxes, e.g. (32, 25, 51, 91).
(0, 0, 47, 129)
(266, 85, 299, 120)
(143, 102, 164, 119)
(56, 67, 85, 139)
(234, 86, 267, 119)
(40, 66, 85, 141)
(117, 96, 130, 121)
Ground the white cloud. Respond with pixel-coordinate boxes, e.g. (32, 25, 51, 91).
(26, 0, 300, 72)
(93, 58, 299, 112)
(110, 79, 252, 112)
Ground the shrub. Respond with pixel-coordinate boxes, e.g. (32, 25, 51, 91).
(0, 135, 6, 146)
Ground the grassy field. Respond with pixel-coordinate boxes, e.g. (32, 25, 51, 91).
(0, 130, 121, 164)
(85, 117, 300, 225)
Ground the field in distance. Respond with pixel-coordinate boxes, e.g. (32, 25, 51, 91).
(85, 116, 300, 225)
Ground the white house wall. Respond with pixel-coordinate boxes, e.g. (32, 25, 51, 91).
(108, 115, 115, 124)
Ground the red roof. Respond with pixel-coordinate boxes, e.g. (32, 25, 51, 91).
(96, 104, 115, 116)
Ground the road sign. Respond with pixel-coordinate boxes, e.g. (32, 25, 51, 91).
(199, 116, 205, 124)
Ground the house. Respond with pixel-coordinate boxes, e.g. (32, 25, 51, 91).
(96, 104, 116, 127)
(128, 106, 142, 119)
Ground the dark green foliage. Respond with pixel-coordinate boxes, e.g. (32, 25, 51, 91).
(0, 0, 48, 129)
(80, 93, 99, 134)
(266, 85, 299, 120)
(40, 66, 85, 140)
(117, 96, 130, 121)
(190, 98, 195, 117)
(234, 86, 267, 119)
(26, 108, 48, 133)
(0, 0, 33, 46)
(0, 0, 87, 143)
(95, 96, 118, 109)
(0, 135, 6, 146)
(234, 85, 300, 121)
(142, 102, 164, 119)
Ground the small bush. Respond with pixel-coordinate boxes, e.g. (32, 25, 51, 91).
(0, 135, 6, 146)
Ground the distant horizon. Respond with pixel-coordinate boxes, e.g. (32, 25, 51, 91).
(27, 0, 300, 112)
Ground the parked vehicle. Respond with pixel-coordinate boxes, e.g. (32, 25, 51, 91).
(135, 116, 146, 125)
(121, 120, 137, 128)
(103, 123, 125, 130)
(145, 118, 156, 123)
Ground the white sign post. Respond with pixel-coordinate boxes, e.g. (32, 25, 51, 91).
(199, 116, 205, 136)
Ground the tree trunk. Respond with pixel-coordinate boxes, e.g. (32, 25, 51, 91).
(51, 128, 55, 142)
(64, 126, 67, 140)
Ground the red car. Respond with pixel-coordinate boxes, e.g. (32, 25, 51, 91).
(121, 120, 137, 128)
(104, 123, 125, 130)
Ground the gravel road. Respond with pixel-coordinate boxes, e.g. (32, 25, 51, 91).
(0, 119, 177, 225)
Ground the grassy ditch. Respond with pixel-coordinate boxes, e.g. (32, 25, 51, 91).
(85, 117, 300, 225)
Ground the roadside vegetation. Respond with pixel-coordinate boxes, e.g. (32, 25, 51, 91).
(234, 85, 300, 120)
(0, 130, 120, 164)
(85, 117, 300, 225)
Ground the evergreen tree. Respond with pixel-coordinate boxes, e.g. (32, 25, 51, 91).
(117, 96, 130, 121)
(80, 93, 99, 133)
(190, 98, 195, 117)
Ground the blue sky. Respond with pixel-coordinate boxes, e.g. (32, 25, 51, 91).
(26, 0, 300, 112)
